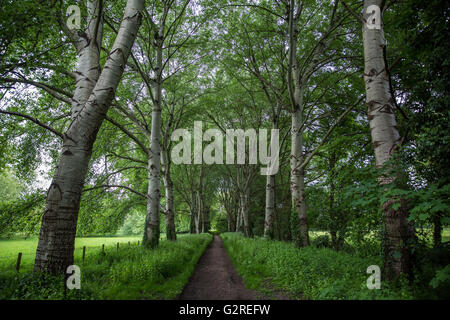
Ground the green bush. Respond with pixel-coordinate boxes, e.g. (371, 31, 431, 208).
(311, 235, 331, 248)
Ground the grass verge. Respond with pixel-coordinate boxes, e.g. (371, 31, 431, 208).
(220, 232, 441, 300)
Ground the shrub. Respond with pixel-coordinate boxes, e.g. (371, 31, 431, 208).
(311, 235, 331, 248)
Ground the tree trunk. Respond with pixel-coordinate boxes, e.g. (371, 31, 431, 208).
(34, 0, 144, 274)
(225, 203, 235, 232)
(71, 0, 103, 122)
(433, 213, 442, 247)
(195, 190, 202, 233)
(287, 4, 310, 247)
(241, 189, 251, 237)
(189, 190, 196, 234)
(362, 0, 414, 280)
(290, 107, 309, 247)
(203, 206, 210, 233)
(162, 150, 176, 241)
(235, 207, 241, 232)
(264, 174, 275, 239)
(143, 142, 160, 247)
(329, 152, 339, 250)
(264, 119, 278, 239)
(143, 19, 165, 248)
(189, 212, 195, 233)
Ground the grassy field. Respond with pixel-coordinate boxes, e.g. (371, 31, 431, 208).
(0, 236, 142, 272)
(0, 233, 212, 300)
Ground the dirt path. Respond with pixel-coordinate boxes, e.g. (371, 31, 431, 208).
(179, 235, 257, 300)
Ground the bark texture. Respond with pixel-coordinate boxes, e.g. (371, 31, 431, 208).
(240, 190, 251, 237)
(290, 108, 309, 247)
(34, 0, 144, 274)
(362, 0, 414, 280)
(287, 2, 309, 247)
(143, 9, 166, 248)
(162, 149, 176, 241)
(264, 174, 275, 239)
(264, 118, 279, 239)
(235, 166, 255, 237)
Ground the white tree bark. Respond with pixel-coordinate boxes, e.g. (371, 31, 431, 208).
(161, 148, 176, 241)
(71, 0, 103, 121)
(143, 4, 168, 247)
(34, 0, 144, 274)
(362, 0, 414, 279)
(287, 2, 310, 247)
(363, 1, 400, 168)
(290, 106, 309, 247)
(264, 174, 275, 238)
(287, 0, 336, 247)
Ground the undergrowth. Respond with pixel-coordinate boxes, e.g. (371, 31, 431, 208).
(221, 232, 448, 300)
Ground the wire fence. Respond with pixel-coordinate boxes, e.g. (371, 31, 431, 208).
(0, 239, 142, 273)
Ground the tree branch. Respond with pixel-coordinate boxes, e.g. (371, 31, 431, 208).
(108, 151, 147, 165)
(294, 95, 364, 172)
(105, 115, 149, 156)
(0, 110, 65, 139)
(1, 77, 72, 104)
(341, 1, 365, 25)
(83, 184, 147, 199)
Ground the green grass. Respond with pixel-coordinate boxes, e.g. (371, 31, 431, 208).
(0, 236, 143, 272)
(442, 228, 450, 242)
(309, 228, 450, 245)
(0, 233, 212, 300)
(220, 232, 439, 300)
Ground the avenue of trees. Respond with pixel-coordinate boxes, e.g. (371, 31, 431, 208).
(0, 0, 448, 285)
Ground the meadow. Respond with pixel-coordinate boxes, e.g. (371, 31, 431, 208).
(0, 233, 212, 299)
(0, 236, 142, 272)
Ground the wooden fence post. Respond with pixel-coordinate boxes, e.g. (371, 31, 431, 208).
(82, 246, 86, 262)
(16, 252, 22, 272)
(117, 242, 119, 251)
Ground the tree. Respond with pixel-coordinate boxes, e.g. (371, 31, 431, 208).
(388, 0, 449, 247)
(360, 0, 415, 280)
(33, 0, 144, 274)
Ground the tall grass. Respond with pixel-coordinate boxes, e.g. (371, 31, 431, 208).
(221, 232, 417, 300)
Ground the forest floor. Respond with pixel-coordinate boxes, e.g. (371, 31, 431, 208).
(179, 235, 291, 300)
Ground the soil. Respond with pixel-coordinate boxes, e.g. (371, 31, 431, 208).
(179, 235, 293, 300)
